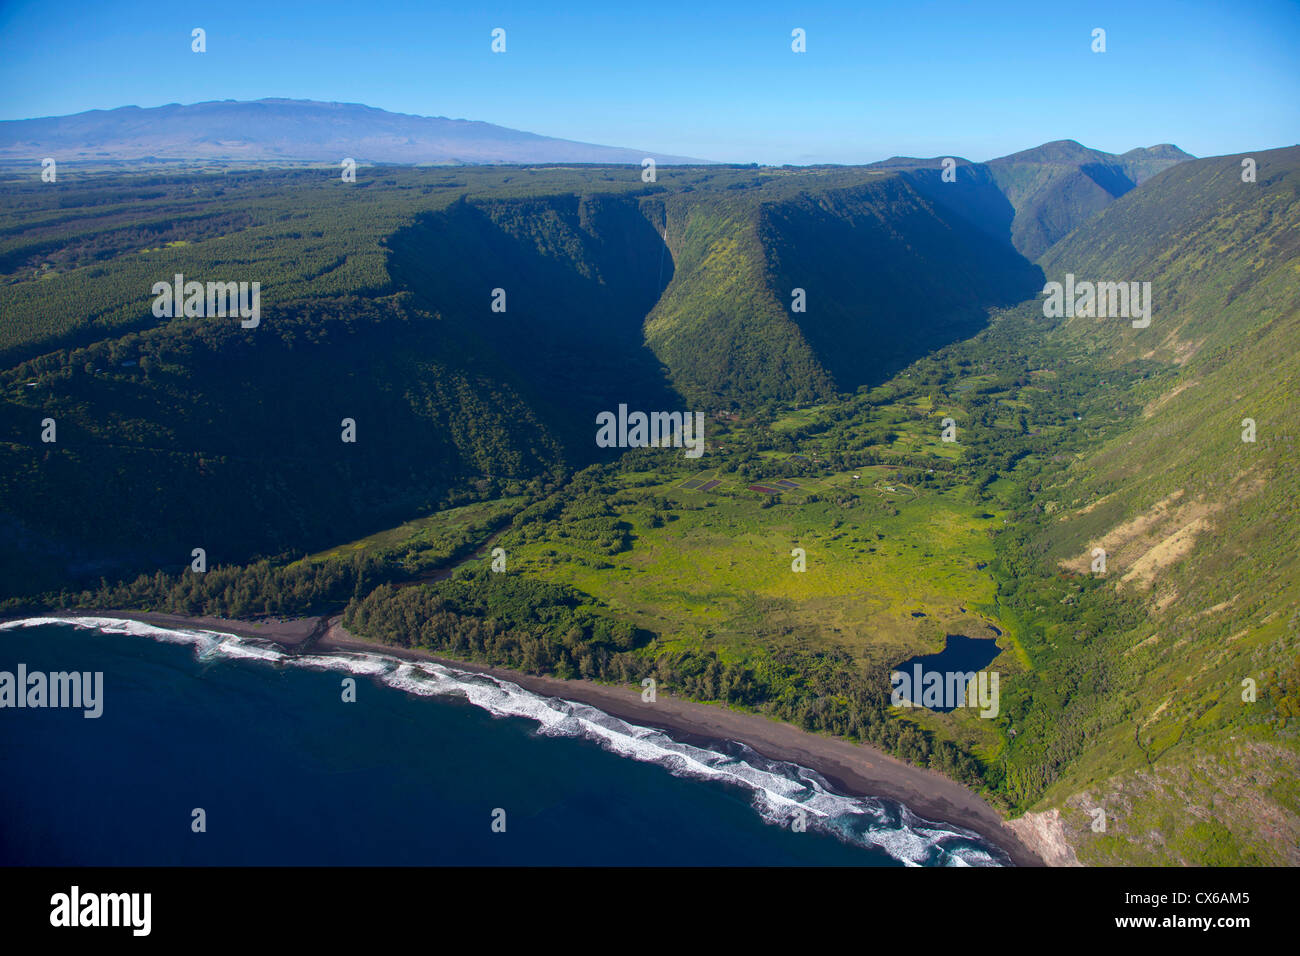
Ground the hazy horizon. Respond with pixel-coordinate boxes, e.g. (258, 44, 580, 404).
(0, 96, 1234, 167)
(1, 0, 1296, 165)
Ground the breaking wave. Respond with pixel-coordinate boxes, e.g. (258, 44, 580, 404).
(1, 616, 1009, 866)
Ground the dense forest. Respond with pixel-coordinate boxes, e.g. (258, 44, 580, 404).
(3, 147, 1298, 863)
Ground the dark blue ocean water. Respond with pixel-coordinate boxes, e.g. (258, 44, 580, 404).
(0, 622, 1003, 866)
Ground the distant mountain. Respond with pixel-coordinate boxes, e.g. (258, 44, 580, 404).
(1118, 144, 1197, 184)
(868, 154, 976, 170)
(870, 139, 1195, 258)
(0, 98, 710, 165)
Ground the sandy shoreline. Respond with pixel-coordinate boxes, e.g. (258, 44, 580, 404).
(11, 608, 1044, 866)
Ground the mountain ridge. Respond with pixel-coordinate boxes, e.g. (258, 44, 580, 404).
(0, 98, 711, 165)
(868, 140, 1195, 257)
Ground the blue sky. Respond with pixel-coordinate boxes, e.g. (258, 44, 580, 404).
(1, 0, 1296, 164)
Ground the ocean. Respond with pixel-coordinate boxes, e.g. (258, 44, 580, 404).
(0, 619, 1009, 866)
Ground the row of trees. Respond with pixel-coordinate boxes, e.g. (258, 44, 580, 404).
(343, 573, 985, 789)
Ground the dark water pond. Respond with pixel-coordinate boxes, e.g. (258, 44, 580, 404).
(892, 634, 1000, 713)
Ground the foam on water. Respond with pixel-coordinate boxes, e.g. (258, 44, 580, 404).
(1, 616, 1009, 866)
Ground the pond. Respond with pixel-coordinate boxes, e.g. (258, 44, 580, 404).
(892, 634, 1001, 713)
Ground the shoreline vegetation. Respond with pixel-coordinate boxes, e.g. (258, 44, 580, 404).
(5, 153, 1298, 866)
(13, 608, 1045, 867)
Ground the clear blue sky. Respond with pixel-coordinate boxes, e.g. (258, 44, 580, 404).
(1, 0, 1295, 164)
